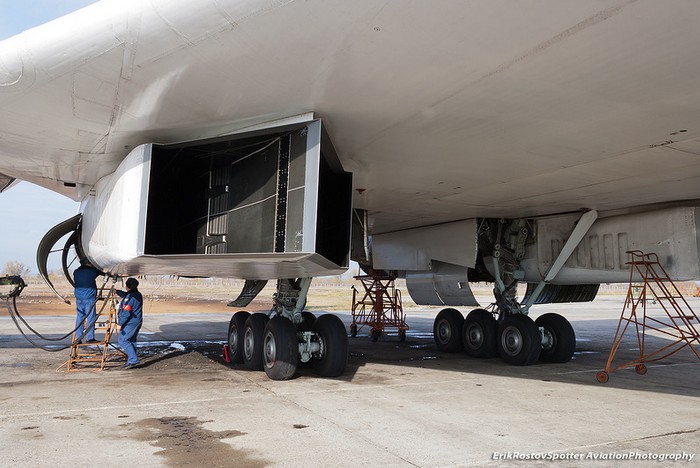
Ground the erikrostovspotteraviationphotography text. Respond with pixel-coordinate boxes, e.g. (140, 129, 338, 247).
(492, 452, 695, 462)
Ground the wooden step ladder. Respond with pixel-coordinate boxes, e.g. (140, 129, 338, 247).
(66, 293, 122, 371)
(597, 250, 700, 383)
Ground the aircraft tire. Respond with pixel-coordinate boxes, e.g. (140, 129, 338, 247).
(433, 308, 464, 352)
(243, 313, 269, 371)
(227, 311, 250, 364)
(262, 317, 299, 380)
(462, 308, 498, 358)
(536, 313, 576, 363)
(497, 314, 541, 365)
(312, 314, 348, 377)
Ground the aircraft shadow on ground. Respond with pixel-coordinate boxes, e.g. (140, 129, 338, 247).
(2, 314, 698, 396)
(351, 315, 700, 398)
(150, 316, 700, 397)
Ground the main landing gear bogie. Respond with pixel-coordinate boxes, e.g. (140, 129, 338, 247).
(228, 311, 348, 380)
(432, 308, 576, 366)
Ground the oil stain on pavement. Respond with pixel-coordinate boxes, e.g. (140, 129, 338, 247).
(130, 416, 266, 467)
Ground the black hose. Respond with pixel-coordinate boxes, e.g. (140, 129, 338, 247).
(9, 288, 113, 342)
(2, 276, 117, 351)
(4, 297, 71, 352)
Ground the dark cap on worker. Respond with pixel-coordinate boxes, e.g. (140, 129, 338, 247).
(126, 278, 139, 290)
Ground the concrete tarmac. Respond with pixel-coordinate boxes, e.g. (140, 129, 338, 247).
(1, 296, 699, 467)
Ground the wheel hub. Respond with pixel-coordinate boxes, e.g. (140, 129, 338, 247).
(541, 327, 555, 352)
(317, 333, 325, 358)
(501, 325, 523, 356)
(244, 328, 254, 360)
(230, 326, 238, 350)
(437, 319, 452, 344)
(467, 324, 483, 348)
(263, 332, 276, 368)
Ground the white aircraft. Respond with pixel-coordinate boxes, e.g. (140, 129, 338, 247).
(2, 0, 700, 379)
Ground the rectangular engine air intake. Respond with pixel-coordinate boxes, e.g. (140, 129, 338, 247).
(138, 119, 351, 278)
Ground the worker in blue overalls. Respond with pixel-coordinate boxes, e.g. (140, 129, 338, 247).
(116, 277, 143, 369)
(73, 259, 104, 344)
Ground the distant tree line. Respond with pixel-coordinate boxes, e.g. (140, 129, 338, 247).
(2, 261, 31, 276)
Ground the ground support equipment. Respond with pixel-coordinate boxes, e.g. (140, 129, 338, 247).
(597, 251, 700, 383)
(66, 293, 123, 371)
(351, 272, 408, 341)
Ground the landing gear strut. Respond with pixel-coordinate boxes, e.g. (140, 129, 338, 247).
(228, 278, 348, 380)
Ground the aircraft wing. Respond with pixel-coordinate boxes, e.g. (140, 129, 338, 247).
(2, 0, 700, 288)
(1, 1, 699, 221)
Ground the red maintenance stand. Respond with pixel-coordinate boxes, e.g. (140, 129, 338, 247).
(351, 271, 408, 342)
(597, 250, 700, 383)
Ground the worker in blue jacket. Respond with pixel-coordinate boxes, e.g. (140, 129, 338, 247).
(117, 277, 143, 369)
(73, 259, 104, 343)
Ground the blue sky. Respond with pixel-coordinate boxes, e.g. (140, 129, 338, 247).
(0, 1, 99, 273)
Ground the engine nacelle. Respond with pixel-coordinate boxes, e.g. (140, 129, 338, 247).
(80, 118, 352, 279)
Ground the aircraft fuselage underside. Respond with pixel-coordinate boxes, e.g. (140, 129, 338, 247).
(35, 117, 700, 376)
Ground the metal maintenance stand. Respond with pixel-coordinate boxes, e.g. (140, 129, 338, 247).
(351, 271, 408, 342)
(597, 251, 700, 383)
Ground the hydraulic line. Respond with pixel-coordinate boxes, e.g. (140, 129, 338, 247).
(4, 296, 72, 352)
(12, 275, 113, 341)
(1, 275, 117, 351)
